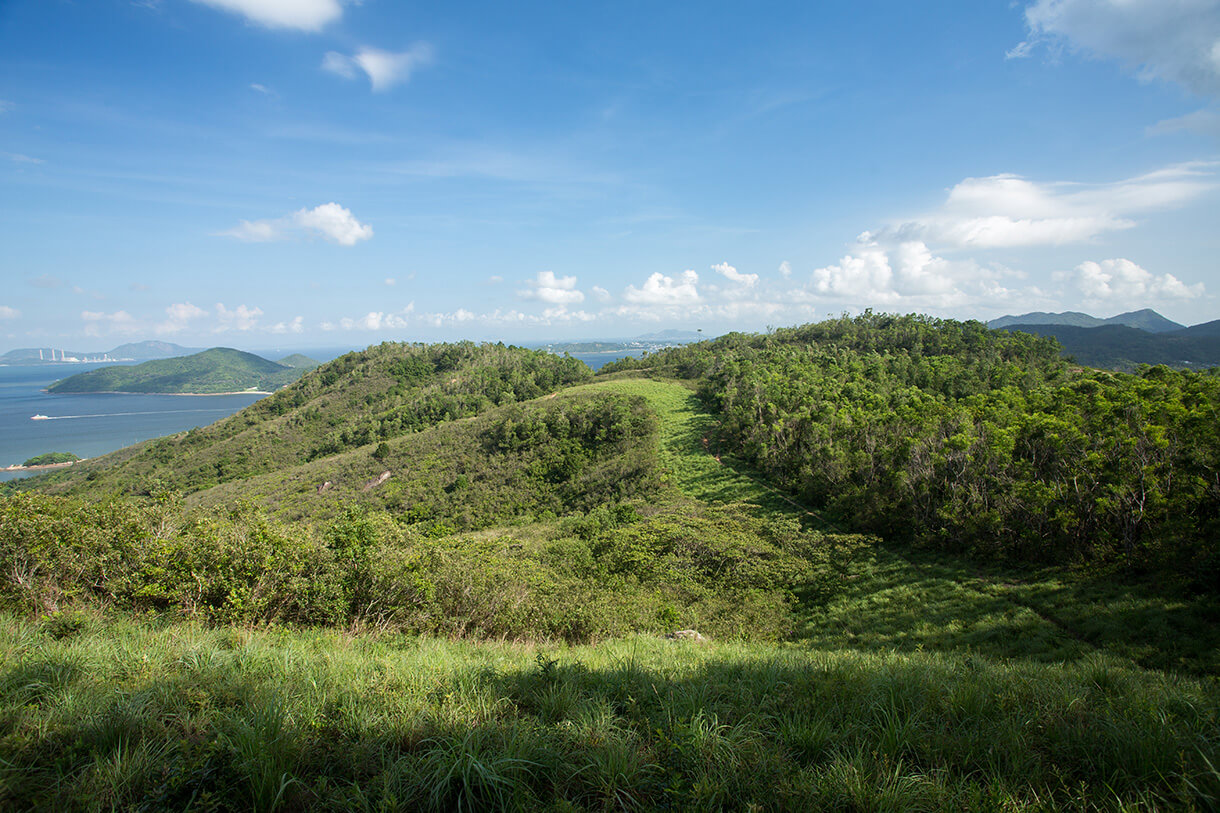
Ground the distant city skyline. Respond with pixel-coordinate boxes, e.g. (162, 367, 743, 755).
(2, 0, 1219, 347)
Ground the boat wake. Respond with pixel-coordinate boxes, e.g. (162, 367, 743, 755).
(32, 408, 232, 420)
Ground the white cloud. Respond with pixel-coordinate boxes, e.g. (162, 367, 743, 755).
(384, 277, 396, 286)
(323, 44, 433, 91)
(81, 310, 138, 337)
(0, 305, 19, 319)
(520, 271, 585, 305)
(1148, 107, 1220, 137)
(1069, 258, 1205, 303)
(811, 245, 898, 303)
(269, 316, 305, 334)
(712, 262, 759, 287)
(624, 270, 700, 305)
(778, 261, 792, 278)
(219, 202, 373, 246)
(1016, 0, 1220, 97)
(292, 202, 374, 245)
(870, 163, 1216, 249)
(156, 302, 208, 335)
(591, 285, 611, 302)
(487, 275, 504, 284)
(215, 303, 263, 332)
(190, 0, 342, 32)
(249, 83, 272, 94)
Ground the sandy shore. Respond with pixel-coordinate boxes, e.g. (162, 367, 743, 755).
(2, 459, 87, 473)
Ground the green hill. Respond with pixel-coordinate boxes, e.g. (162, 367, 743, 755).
(46, 347, 305, 394)
(276, 352, 321, 369)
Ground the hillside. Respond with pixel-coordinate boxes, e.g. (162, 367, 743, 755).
(32, 342, 594, 495)
(988, 308, 1185, 332)
(4, 319, 1220, 809)
(45, 347, 303, 394)
(276, 352, 321, 369)
(1002, 322, 1220, 370)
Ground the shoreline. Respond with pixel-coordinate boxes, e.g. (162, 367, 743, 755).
(2, 458, 87, 473)
(41, 389, 272, 397)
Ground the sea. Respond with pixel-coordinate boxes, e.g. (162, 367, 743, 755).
(0, 349, 644, 482)
(0, 363, 265, 481)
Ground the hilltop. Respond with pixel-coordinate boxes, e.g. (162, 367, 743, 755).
(45, 347, 306, 394)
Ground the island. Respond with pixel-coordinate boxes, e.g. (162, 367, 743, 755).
(46, 347, 318, 395)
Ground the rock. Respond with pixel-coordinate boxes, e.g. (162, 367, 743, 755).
(665, 629, 707, 642)
(317, 481, 332, 493)
(363, 470, 391, 491)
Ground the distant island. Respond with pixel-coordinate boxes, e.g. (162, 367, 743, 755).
(990, 309, 1220, 371)
(2, 452, 82, 473)
(46, 348, 318, 394)
(0, 340, 201, 366)
(542, 329, 709, 355)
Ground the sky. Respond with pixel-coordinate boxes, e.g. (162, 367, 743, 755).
(1, 0, 1219, 349)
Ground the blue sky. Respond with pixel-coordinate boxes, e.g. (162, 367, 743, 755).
(2, 0, 1218, 348)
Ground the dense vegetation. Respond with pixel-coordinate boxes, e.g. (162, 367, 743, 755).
(4, 323, 1220, 809)
(46, 348, 308, 394)
(603, 313, 1220, 589)
(20, 451, 79, 467)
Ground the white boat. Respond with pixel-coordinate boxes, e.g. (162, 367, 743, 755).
(30, 414, 50, 420)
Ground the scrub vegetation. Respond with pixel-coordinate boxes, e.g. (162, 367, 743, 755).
(3, 320, 1219, 810)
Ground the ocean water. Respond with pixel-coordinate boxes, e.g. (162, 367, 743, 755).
(0, 363, 264, 480)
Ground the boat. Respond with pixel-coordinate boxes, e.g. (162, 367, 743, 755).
(30, 414, 50, 420)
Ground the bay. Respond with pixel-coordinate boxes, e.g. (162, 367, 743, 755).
(0, 363, 264, 480)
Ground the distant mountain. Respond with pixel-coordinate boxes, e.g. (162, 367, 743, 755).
(1171, 319, 1220, 338)
(989, 309, 1185, 333)
(47, 348, 308, 394)
(276, 354, 321, 369)
(107, 340, 201, 360)
(1, 339, 200, 365)
(999, 323, 1220, 371)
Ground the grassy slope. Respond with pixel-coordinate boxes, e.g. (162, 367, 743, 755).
(3, 375, 1219, 809)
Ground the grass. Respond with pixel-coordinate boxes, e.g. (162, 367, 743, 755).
(1, 614, 1216, 811)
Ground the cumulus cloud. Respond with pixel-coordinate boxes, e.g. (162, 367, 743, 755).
(778, 261, 792, 278)
(156, 302, 209, 335)
(624, 270, 700, 305)
(269, 316, 305, 334)
(0, 305, 19, 319)
(870, 163, 1216, 249)
(712, 262, 759, 287)
(520, 271, 585, 305)
(219, 202, 373, 246)
(1068, 258, 1205, 302)
(189, 0, 342, 32)
(1014, 0, 1220, 97)
(323, 44, 433, 91)
(591, 285, 611, 302)
(215, 303, 264, 332)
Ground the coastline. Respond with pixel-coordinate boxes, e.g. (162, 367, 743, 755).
(42, 389, 272, 396)
(2, 459, 86, 473)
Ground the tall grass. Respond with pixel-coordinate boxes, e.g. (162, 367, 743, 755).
(1, 614, 1216, 810)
